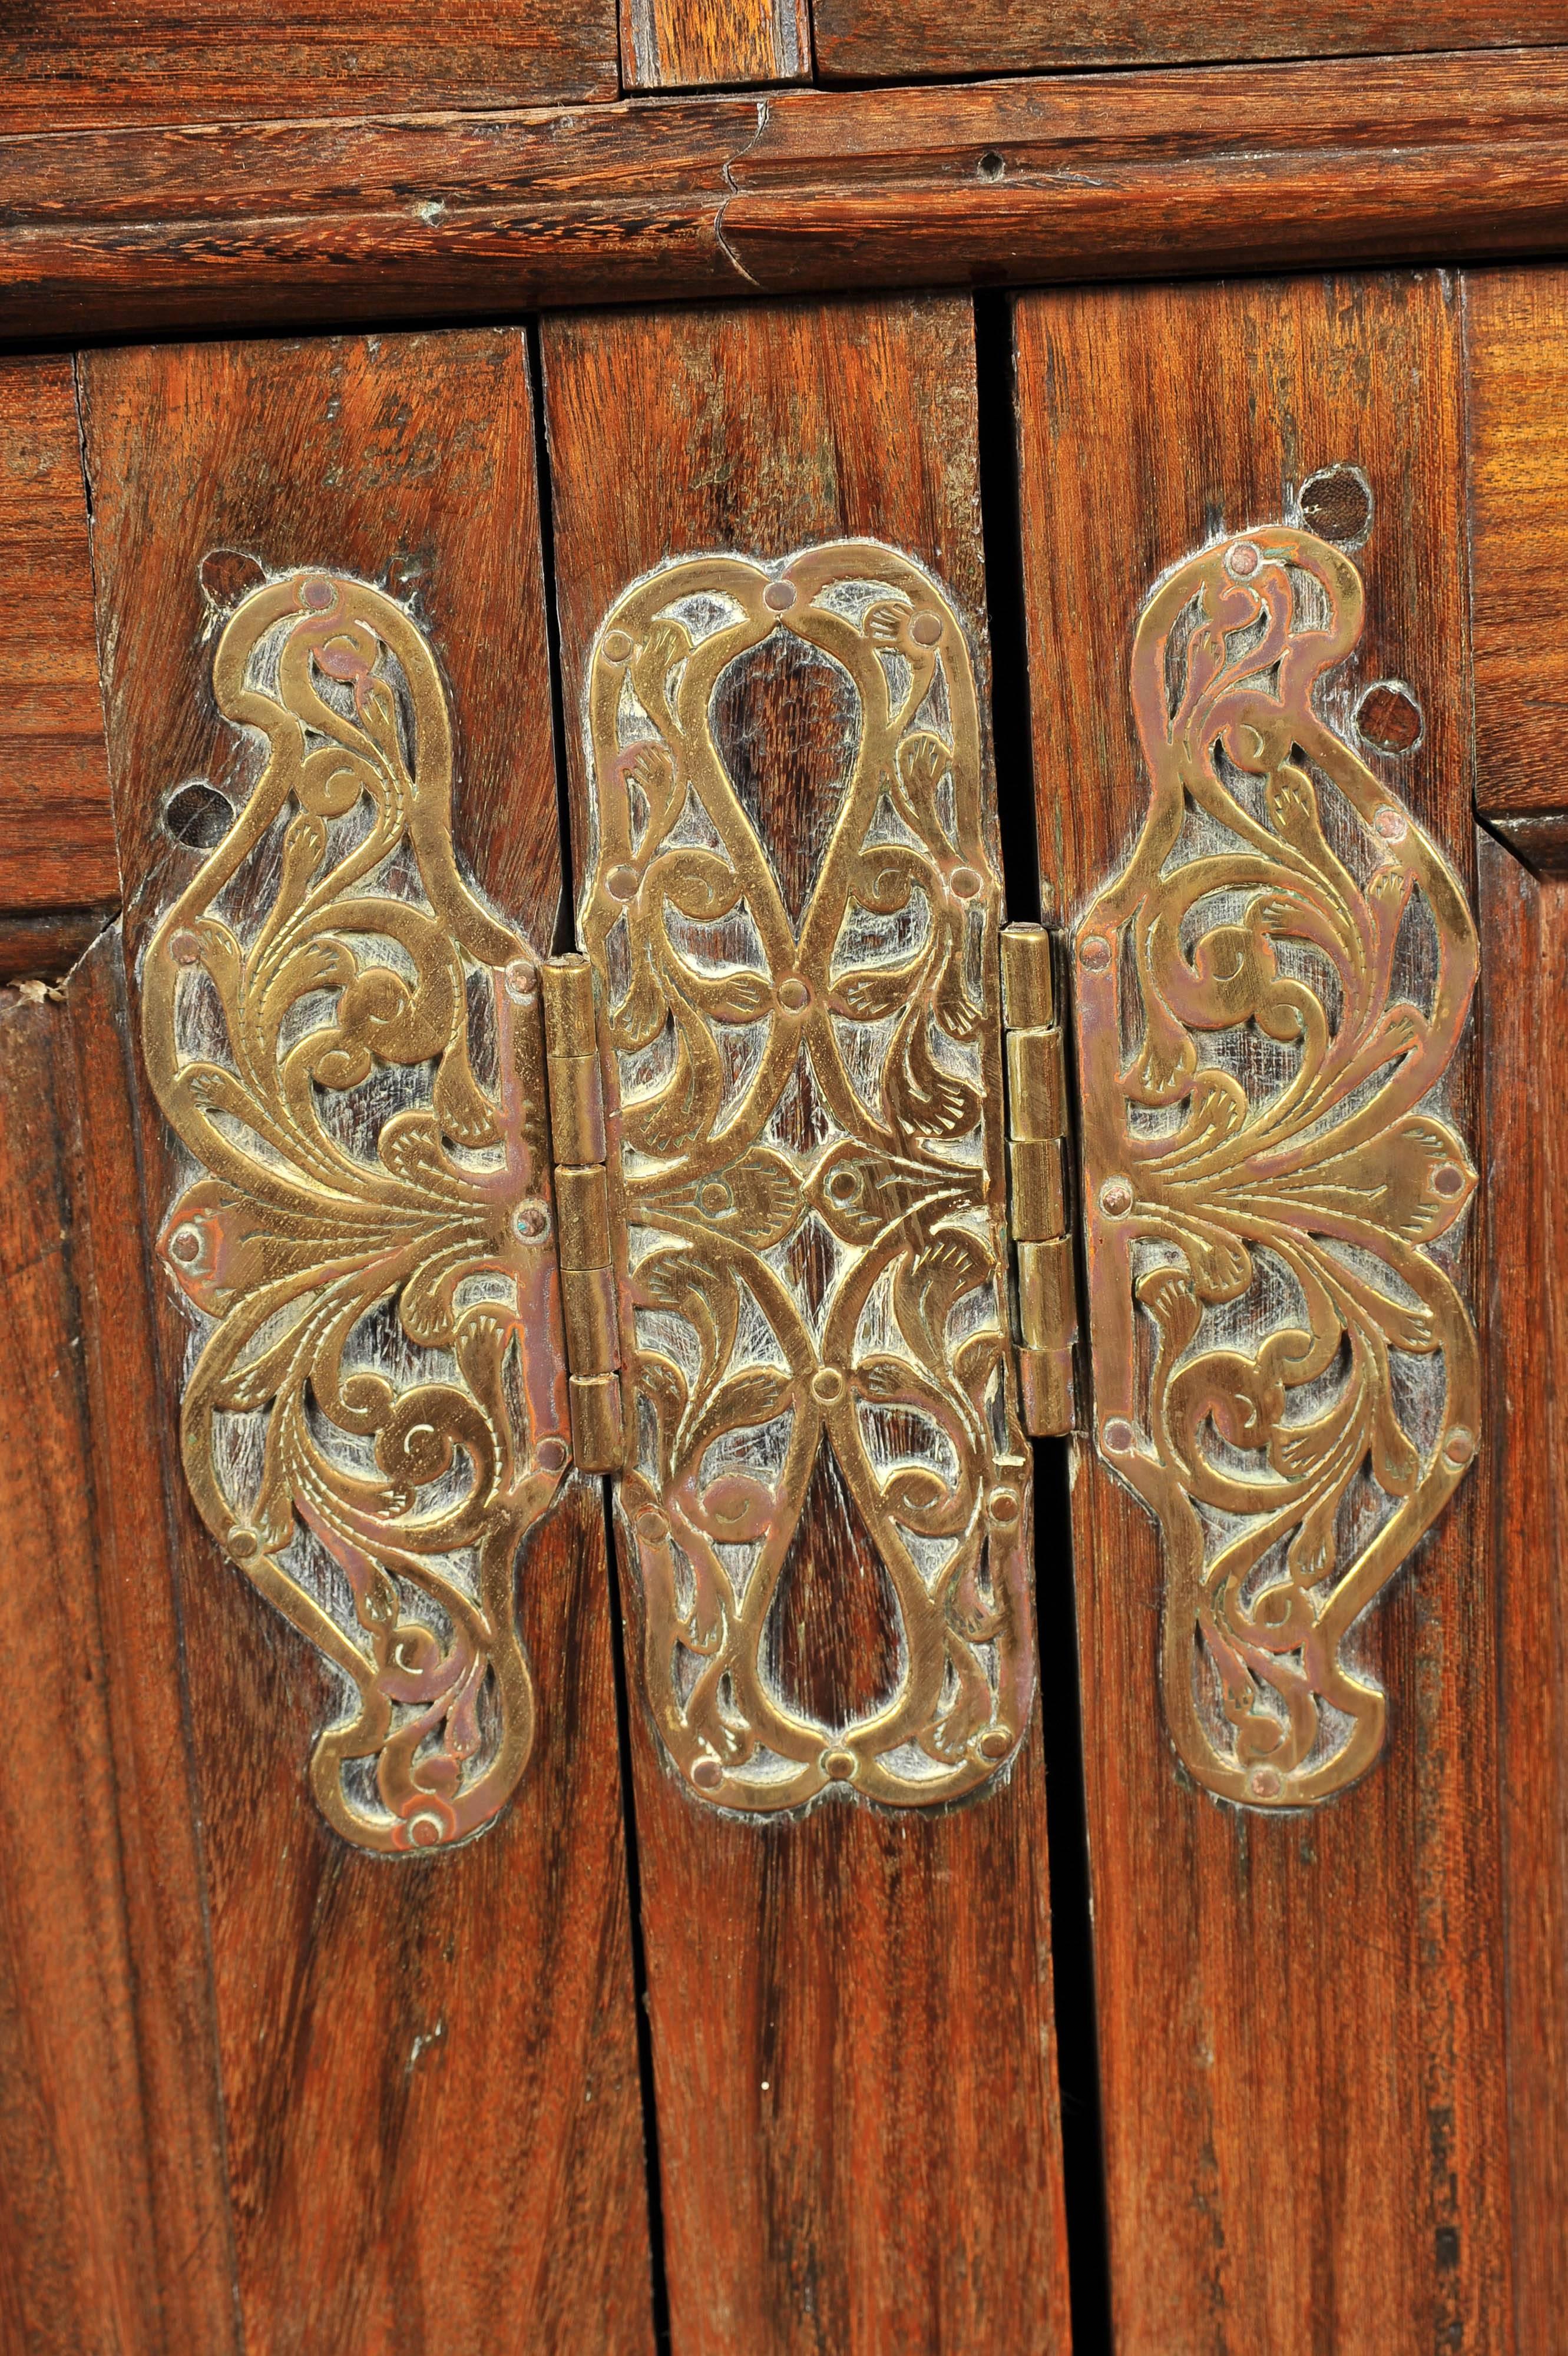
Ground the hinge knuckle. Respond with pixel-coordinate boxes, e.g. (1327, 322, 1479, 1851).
(543, 954, 626, 1474)
(1002, 923, 1080, 1438)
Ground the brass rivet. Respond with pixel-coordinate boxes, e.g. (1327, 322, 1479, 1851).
(909, 611, 943, 646)
(536, 1437, 569, 1474)
(698, 1180, 731, 1216)
(1228, 542, 1261, 578)
(692, 1756, 725, 1791)
(1103, 1418, 1134, 1454)
(978, 1726, 1013, 1760)
(822, 1748, 857, 1781)
(601, 630, 634, 663)
(169, 1224, 203, 1265)
(514, 1202, 550, 1242)
(950, 866, 983, 900)
(228, 1526, 260, 1561)
(405, 1809, 449, 1847)
(988, 1487, 1021, 1527)
(504, 957, 537, 1003)
(637, 1507, 670, 1544)
(168, 928, 204, 967)
(1374, 806, 1408, 842)
(776, 975, 810, 1012)
(811, 1368, 845, 1407)
(1079, 934, 1113, 972)
(1099, 1177, 1134, 1217)
(1433, 1164, 1466, 1199)
(607, 863, 640, 901)
(763, 580, 796, 612)
(1248, 1766, 1283, 1800)
(1443, 1427, 1475, 1469)
(299, 577, 336, 611)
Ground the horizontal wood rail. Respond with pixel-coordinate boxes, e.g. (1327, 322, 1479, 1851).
(6, 49, 1568, 340)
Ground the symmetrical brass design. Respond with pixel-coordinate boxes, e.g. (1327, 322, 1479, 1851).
(144, 571, 569, 1852)
(1076, 523, 1480, 1808)
(580, 544, 1034, 1809)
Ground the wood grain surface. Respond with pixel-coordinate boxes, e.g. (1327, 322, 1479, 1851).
(0, 936, 238, 2352)
(11, 53, 1568, 340)
(1477, 838, 1568, 2350)
(1014, 274, 1510, 2352)
(0, 360, 117, 919)
(620, 0, 808, 88)
(0, 0, 616, 135)
(77, 331, 656, 2354)
(812, 0, 1568, 82)
(542, 294, 1074, 2356)
(1467, 266, 1568, 819)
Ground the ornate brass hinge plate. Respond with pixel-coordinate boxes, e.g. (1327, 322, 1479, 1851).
(144, 573, 571, 1853)
(577, 544, 1040, 1811)
(1075, 521, 1480, 1809)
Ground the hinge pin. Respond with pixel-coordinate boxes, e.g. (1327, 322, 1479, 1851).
(541, 954, 626, 1474)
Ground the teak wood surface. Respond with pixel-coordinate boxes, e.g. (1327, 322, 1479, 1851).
(71, 329, 657, 2354)
(10, 52, 1568, 341)
(812, 0, 1568, 81)
(1014, 272, 1510, 2352)
(0, 0, 617, 134)
(0, 361, 117, 942)
(621, 0, 810, 88)
(542, 292, 1074, 2356)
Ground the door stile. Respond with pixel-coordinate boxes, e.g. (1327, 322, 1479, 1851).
(75, 328, 658, 2354)
(1014, 272, 1510, 2352)
(541, 291, 1075, 2355)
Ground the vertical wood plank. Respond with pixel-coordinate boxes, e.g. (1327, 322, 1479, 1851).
(1477, 838, 1568, 2348)
(620, 0, 808, 88)
(0, 358, 118, 918)
(78, 330, 656, 2355)
(1015, 273, 1510, 2353)
(1467, 267, 1568, 820)
(0, 934, 239, 2353)
(542, 293, 1073, 2356)
(1467, 270, 1568, 2340)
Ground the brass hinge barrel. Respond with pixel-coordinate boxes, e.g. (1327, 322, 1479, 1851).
(1001, 924, 1080, 1437)
(542, 954, 625, 1474)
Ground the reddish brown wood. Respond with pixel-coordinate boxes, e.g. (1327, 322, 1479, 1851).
(0, 0, 616, 135)
(1467, 267, 1568, 820)
(542, 293, 1074, 2356)
(1477, 837, 1568, 2349)
(1015, 274, 1510, 2352)
(0, 933, 238, 2352)
(12, 55, 1568, 339)
(621, 0, 808, 87)
(0, 360, 117, 918)
(811, 0, 1567, 82)
(78, 330, 656, 2354)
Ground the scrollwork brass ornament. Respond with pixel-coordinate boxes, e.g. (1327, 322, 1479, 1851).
(581, 544, 1034, 1811)
(144, 571, 570, 1853)
(1076, 522, 1480, 1809)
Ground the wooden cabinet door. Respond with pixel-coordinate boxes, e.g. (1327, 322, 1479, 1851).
(1, 268, 1563, 2356)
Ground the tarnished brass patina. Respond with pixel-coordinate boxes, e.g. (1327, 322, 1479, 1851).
(580, 544, 1036, 1809)
(143, 571, 570, 1852)
(1076, 523, 1480, 1808)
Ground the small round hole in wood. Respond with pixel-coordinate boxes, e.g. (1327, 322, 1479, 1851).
(1298, 463, 1374, 548)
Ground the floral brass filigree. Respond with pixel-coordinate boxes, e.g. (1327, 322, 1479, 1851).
(581, 544, 1034, 1810)
(143, 571, 570, 1853)
(1076, 523, 1480, 1809)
